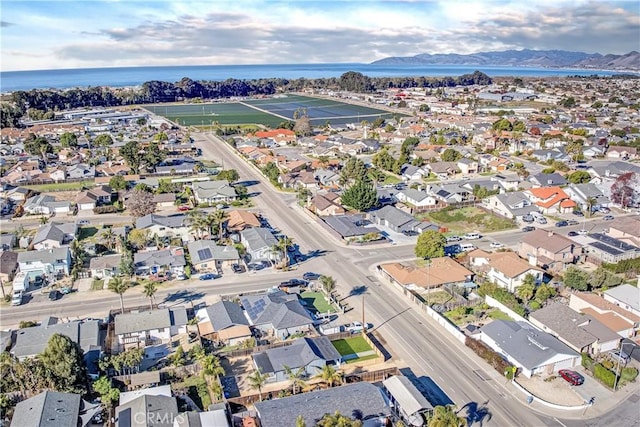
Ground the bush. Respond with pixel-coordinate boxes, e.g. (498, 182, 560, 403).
(528, 300, 541, 310)
(621, 367, 639, 382)
(465, 337, 511, 374)
(581, 353, 594, 369)
(93, 205, 119, 214)
(594, 363, 616, 388)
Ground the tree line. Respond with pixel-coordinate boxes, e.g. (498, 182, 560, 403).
(2, 71, 492, 128)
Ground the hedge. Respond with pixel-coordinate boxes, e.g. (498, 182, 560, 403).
(594, 363, 616, 388)
(621, 367, 639, 382)
(466, 337, 512, 375)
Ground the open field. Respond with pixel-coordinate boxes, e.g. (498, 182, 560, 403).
(24, 180, 94, 192)
(143, 94, 404, 128)
(419, 206, 516, 233)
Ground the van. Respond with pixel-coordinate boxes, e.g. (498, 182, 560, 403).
(460, 243, 476, 252)
(11, 290, 23, 306)
(464, 232, 481, 240)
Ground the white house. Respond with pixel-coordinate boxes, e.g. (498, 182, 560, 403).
(114, 307, 188, 355)
(17, 246, 72, 281)
(395, 189, 438, 208)
(192, 180, 237, 205)
(469, 250, 544, 293)
(603, 284, 640, 317)
(135, 214, 191, 242)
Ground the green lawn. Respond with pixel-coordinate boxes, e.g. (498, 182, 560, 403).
(300, 291, 336, 314)
(332, 337, 372, 356)
(346, 354, 379, 364)
(419, 206, 516, 233)
(78, 226, 99, 241)
(24, 180, 94, 192)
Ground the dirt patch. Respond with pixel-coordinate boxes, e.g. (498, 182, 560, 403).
(516, 375, 584, 406)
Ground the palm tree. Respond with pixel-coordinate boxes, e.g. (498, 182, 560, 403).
(152, 233, 166, 249)
(319, 275, 336, 295)
(314, 365, 342, 388)
(283, 365, 306, 395)
(142, 280, 157, 310)
(70, 239, 86, 267)
(200, 354, 225, 378)
(188, 210, 207, 240)
(101, 228, 117, 251)
(428, 405, 467, 427)
(516, 282, 536, 303)
(39, 215, 49, 225)
(209, 209, 228, 240)
(586, 197, 597, 218)
(369, 168, 385, 187)
(316, 411, 362, 427)
(247, 369, 268, 401)
(271, 237, 294, 268)
(108, 276, 130, 313)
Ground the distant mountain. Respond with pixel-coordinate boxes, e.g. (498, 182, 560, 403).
(371, 49, 640, 70)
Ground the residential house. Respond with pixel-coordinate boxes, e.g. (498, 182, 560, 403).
(254, 382, 391, 427)
(426, 161, 459, 179)
(0, 185, 29, 203)
(368, 205, 437, 234)
(529, 303, 621, 355)
(240, 290, 314, 339)
(136, 214, 191, 242)
(487, 157, 511, 172)
(564, 183, 611, 212)
(0, 233, 16, 251)
(0, 251, 18, 285)
(89, 253, 122, 279)
(607, 146, 638, 160)
(240, 227, 281, 264)
(604, 285, 640, 317)
(468, 250, 544, 292)
(10, 391, 101, 427)
(518, 229, 581, 272)
(17, 246, 72, 280)
(12, 319, 101, 360)
(310, 193, 346, 216)
(76, 185, 114, 211)
(192, 180, 237, 205)
(23, 194, 72, 215)
(525, 186, 576, 214)
(382, 375, 434, 424)
(588, 161, 640, 182)
(378, 257, 473, 290)
(156, 158, 196, 175)
(115, 393, 179, 427)
(492, 173, 521, 191)
(226, 210, 261, 232)
(323, 215, 380, 240)
(484, 192, 538, 220)
(569, 293, 640, 338)
(314, 169, 340, 187)
(529, 173, 568, 187)
(607, 216, 640, 246)
(395, 189, 438, 209)
(583, 233, 640, 264)
(428, 184, 472, 204)
(530, 149, 569, 162)
(133, 247, 186, 277)
(478, 320, 579, 378)
(457, 158, 478, 175)
(66, 163, 95, 180)
(187, 240, 239, 272)
(252, 336, 342, 383)
(32, 222, 77, 250)
(196, 300, 252, 346)
(114, 307, 188, 355)
(400, 164, 428, 181)
(152, 193, 176, 208)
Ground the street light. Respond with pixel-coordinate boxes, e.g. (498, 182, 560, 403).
(425, 258, 432, 307)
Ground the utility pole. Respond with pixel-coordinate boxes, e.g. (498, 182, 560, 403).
(362, 293, 365, 332)
(426, 258, 432, 307)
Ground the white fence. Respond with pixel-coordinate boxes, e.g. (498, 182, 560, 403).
(484, 295, 528, 323)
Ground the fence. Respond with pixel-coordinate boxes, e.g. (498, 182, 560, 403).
(484, 295, 528, 323)
(219, 340, 292, 358)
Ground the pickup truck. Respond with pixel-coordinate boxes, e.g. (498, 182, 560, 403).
(345, 321, 373, 333)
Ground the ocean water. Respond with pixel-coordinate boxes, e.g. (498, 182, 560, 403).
(0, 63, 626, 92)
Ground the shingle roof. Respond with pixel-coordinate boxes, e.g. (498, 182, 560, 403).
(17, 246, 70, 264)
(240, 227, 278, 251)
(11, 391, 81, 427)
(205, 300, 250, 331)
(253, 336, 341, 374)
(187, 240, 239, 264)
(134, 248, 186, 269)
(521, 229, 576, 254)
(89, 253, 122, 270)
(136, 213, 189, 229)
(254, 382, 391, 427)
(381, 258, 472, 288)
(480, 320, 578, 370)
(12, 320, 100, 359)
(241, 290, 313, 329)
(116, 394, 178, 427)
(115, 309, 171, 335)
(604, 284, 640, 312)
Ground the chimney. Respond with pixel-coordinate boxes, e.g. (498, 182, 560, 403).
(548, 231, 554, 238)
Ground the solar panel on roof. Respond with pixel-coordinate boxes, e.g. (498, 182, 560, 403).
(197, 248, 212, 261)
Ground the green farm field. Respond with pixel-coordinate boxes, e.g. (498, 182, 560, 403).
(144, 102, 283, 127)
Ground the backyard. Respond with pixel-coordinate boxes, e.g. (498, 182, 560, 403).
(420, 206, 516, 233)
(300, 291, 337, 315)
(331, 336, 378, 364)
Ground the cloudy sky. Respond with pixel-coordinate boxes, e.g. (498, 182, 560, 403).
(2, 0, 639, 71)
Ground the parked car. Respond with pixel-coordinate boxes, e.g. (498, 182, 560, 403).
(558, 369, 584, 386)
(247, 262, 268, 271)
(303, 272, 321, 281)
(345, 321, 373, 333)
(555, 221, 568, 227)
(537, 217, 547, 225)
(609, 350, 630, 365)
(175, 274, 187, 280)
(464, 232, 481, 240)
(572, 210, 584, 217)
(578, 229, 589, 235)
(568, 231, 578, 237)
(177, 205, 192, 212)
(599, 207, 611, 214)
(521, 226, 536, 232)
(446, 236, 462, 242)
(199, 273, 218, 281)
(48, 290, 62, 301)
(489, 242, 504, 248)
(232, 264, 244, 274)
(280, 279, 309, 287)
(77, 219, 90, 226)
(567, 220, 579, 226)
(402, 230, 419, 237)
(11, 290, 23, 306)
(522, 215, 534, 223)
(603, 215, 614, 221)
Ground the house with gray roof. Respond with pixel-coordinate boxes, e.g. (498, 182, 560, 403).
(12, 319, 101, 360)
(115, 394, 179, 427)
(604, 284, 640, 317)
(254, 382, 391, 427)
(133, 247, 186, 276)
(192, 180, 237, 205)
(427, 183, 471, 204)
(187, 240, 239, 272)
(136, 213, 191, 242)
(32, 222, 77, 250)
(23, 194, 71, 215)
(484, 192, 539, 219)
(114, 307, 188, 354)
(66, 163, 95, 180)
(323, 214, 379, 239)
(530, 172, 568, 187)
(240, 227, 281, 264)
(529, 303, 620, 355)
(195, 300, 252, 345)
(11, 390, 101, 427)
(400, 164, 427, 181)
(587, 160, 640, 182)
(17, 246, 72, 279)
(478, 320, 579, 378)
(584, 233, 640, 264)
(368, 205, 436, 234)
(0, 250, 18, 284)
(0, 233, 16, 251)
(240, 290, 313, 339)
(395, 189, 438, 208)
(565, 183, 610, 211)
(253, 336, 341, 383)
(89, 253, 122, 279)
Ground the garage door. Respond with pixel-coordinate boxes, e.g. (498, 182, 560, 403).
(554, 357, 576, 371)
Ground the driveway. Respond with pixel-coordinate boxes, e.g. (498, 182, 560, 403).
(573, 368, 613, 404)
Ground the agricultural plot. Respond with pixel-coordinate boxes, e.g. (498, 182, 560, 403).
(144, 94, 404, 128)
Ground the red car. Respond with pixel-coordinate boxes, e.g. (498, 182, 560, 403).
(177, 205, 191, 212)
(558, 369, 584, 386)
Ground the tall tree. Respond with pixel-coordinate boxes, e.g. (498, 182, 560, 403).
(563, 266, 589, 291)
(441, 148, 462, 162)
(143, 280, 157, 310)
(340, 179, 378, 212)
(144, 140, 166, 172)
(40, 334, 86, 394)
(248, 369, 268, 401)
(339, 157, 367, 185)
(108, 276, 130, 313)
(109, 175, 128, 191)
(320, 275, 336, 296)
(272, 236, 294, 268)
(59, 132, 78, 148)
(119, 141, 143, 173)
(126, 188, 157, 217)
(93, 376, 120, 410)
(428, 405, 467, 427)
(94, 134, 114, 147)
(314, 365, 342, 388)
(283, 365, 306, 395)
(101, 228, 117, 251)
(217, 169, 240, 183)
(415, 230, 446, 259)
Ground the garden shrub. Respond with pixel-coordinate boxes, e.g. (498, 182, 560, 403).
(465, 337, 511, 374)
(594, 363, 616, 388)
(621, 367, 639, 382)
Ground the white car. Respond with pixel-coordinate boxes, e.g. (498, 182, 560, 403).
(578, 229, 589, 235)
(464, 232, 481, 240)
(490, 242, 504, 249)
(11, 290, 23, 306)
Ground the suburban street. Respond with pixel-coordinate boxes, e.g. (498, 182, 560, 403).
(1, 130, 637, 427)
